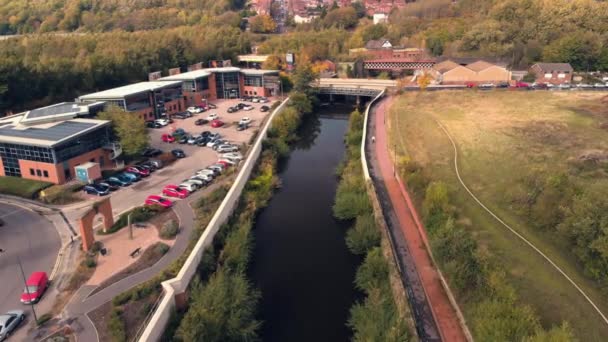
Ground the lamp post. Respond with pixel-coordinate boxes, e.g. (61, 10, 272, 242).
(16, 255, 39, 323)
(128, 212, 133, 240)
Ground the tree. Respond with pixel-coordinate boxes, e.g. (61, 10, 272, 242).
(288, 92, 312, 114)
(249, 14, 276, 33)
(291, 62, 318, 94)
(97, 106, 148, 157)
(262, 55, 282, 70)
(417, 71, 432, 90)
(543, 31, 603, 70)
(322, 7, 358, 29)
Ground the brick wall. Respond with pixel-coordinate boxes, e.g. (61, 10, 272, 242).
(18, 160, 62, 184)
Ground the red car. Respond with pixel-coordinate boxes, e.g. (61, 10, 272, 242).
(21, 271, 49, 304)
(144, 195, 173, 208)
(465, 82, 476, 88)
(162, 185, 189, 199)
(125, 166, 150, 177)
(216, 160, 231, 168)
(211, 120, 224, 128)
(161, 134, 175, 143)
(515, 81, 530, 88)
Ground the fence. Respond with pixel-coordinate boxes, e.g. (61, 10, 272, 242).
(137, 98, 290, 342)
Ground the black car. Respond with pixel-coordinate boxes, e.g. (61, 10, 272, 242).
(142, 148, 163, 157)
(207, 103, 217, 109)
(237, 123, 249, 131)
(197, 137, 210, 146)
(136, 162, 156, 172)
(173, 113, 187, 119)
(260, 105, 270, 112)
(145, 121, 162, 128)
(84, 184, 110, 196)
(201, 130, 212, 137)
(227, 106, 238, 113)
(236, 103, 247, 109)
(171, 149, 186, 158)
(496, 81, 509, 88)
(195, 119, 209, 126)
(177, 135, 188, 144)
(98, 181, 119, 191)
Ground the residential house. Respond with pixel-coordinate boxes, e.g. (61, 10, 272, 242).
(529, 63, 573, 85)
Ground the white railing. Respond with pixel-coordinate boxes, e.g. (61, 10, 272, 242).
(137, 98, 290, 342)
(360, 90, 385, 180)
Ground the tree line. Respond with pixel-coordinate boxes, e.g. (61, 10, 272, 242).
(0, 24, 250, 114)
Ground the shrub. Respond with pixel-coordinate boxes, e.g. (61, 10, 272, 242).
(84, 256, 97, 268)
(154, 242, 170, 255)
(112, 292, 133, 306)
(101, 206, 162, 234)
(37, 313, 53, 326)
(108, 307, 126, 342)
(40, 182, 84, 204)
(160, 220, 179, 239)
(346, 214, 381, 255)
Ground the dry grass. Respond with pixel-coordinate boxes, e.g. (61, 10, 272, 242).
(389, 90, 608, 341)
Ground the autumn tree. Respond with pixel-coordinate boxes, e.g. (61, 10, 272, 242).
(262, 54, 282, 70)
(97, 106, 148, 157)
(249, 14, 277, 33)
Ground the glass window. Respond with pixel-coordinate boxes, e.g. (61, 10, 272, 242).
(244, 75, 263, 87)
(43, 170, 49, 178)
(30, 168, 34, 175)
(36, 169, 41, 176)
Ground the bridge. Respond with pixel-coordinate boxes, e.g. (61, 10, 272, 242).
(312, 78, 397, 97)
(364, 59, 435, 71)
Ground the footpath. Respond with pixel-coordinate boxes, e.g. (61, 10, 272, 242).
(368, 97, 468, 342)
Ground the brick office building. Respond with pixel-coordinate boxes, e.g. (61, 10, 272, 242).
(159, 67, 279, 107)
(0, 102, 121, 184)
(78, 81, 185, 121)
(529, 63, 573, 85)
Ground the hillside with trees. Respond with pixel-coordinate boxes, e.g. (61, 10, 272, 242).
(0, 0, 248, 34)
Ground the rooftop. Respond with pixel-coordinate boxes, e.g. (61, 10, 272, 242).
(21, 102, 105, 125)
(78, 81, 183, 100)
(237, 55, 270, 63)
(240, 69, 279, 76)
(0, 118, 110, 147)
(158, 67, 244, 81)
(532, 63, 573, 72)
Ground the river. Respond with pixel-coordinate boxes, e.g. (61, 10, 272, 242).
(250, 105, 361, 342)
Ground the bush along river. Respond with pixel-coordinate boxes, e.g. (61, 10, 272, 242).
(250, 104, 363, 342)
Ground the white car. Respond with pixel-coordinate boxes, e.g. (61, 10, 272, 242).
(187, 135, 199, 144)
(242, 105, 254, 111)
(185, 177, 205, 186)
(259, 97, 269, 103)
(195, 169, 216, 178)
(155, 118, 169, 126)
(193, 173, 213, 182)
(0, 310, 25, 341)
(239, 117, 252, 126)
(179, 182, 199, 192)
(216, 144, 239, 153)
(187, 106, 203, 114)
(558, 83, 571, 89)
(593, 83, 605, 88)
(221, 152, 243, 160)
(206, 113, 219, 121)
(251, 97, 260, 103)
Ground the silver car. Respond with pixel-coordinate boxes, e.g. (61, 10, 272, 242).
(0, 310, 25, 341)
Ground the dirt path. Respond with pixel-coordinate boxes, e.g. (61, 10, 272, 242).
(372, 97, 467, 342)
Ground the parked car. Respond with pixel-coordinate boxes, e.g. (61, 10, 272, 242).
(195, 119, 209, 126)
(206, 113, 219, 121)
(142, 148, 163, 157)
(148, 159, 164, 169)
(144, 195, 173, 208)
(465, 82, 476, 88)
(97, 181, 119, 191)
(196, 137, 211, 146)
(191, 173, 213, 183)
(195, 169, 216, 178)
(83, 184, 110, 196)
(221, 152, 243, 160)
(162, 134, 175, 143)
(593, 83, 606, 88)
(162, 185, 189, 199)
(145, 121, 162, 129)
(515, 81, 530, 88)
(558, 83, 571, 89)
(184, 177, 206, 186)
(173, 112, 188, 120)
(227, 106, 238, 113)
(239, 117, 252, 126)
(172, 128, 187, 136)
(187, 135, 199, 145)
(203, 167, 221, 176)
(260, 105, 270, 112)
(201, 130, 212, 138)
(237, 123, 249, 131)
(177, 135, 189, 144)
(125, 166, 150, 177)
(207, 164, 224, 173)
(207, 138, 224, 148)
(211, 120, 224, 128)
(120, 172, 141, 182)
(187, 106, 204, 114)
(251, 97, 260, 103)
(496, 81, 509, 88)
(478, 83, 495, 89)
(155, 118, 169, 126)
(20, 272, 49, 304)
(171, 149, 186, 158)
(218, 158, 237, 166)
(216, 160, 232, 168)
(531, 82, 548, 89)
(0, 310, 25, 341)
(106, 176, 131, 187)
(207, 103, 217, 109)
(138, 161, 158, 171)
(217, 144, 239, 153)
(179, 181, 199, 193)
(259, 97, 269, 103)
(242, 105, 254, 111)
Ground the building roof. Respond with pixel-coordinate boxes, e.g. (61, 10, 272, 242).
(240, 69, 279, 76)
(237, 55, 270, 63)
(437, 56, 507, 67)
(365, 39, 392, 50)
(466, 60, 496, 72)
(0, 118, 110, 147)
(532, 63, 573, 72)
(78, 81, 182, 100)
(20, 102, 105, 125)
(159, 70, 212, 81)
(364, 58, 436, 63)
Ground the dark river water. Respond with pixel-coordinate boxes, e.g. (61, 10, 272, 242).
(250, 106, 362, 342)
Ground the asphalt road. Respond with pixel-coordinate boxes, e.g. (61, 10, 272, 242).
(0, 203, 60, 322)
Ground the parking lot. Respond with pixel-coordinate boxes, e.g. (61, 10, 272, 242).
(78, 98, 274, 218)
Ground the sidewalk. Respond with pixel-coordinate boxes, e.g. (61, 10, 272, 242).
(369, 97, 468, 342)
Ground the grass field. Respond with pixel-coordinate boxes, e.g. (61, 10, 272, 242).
(388, 90, 608, 341)
(0, 176, 52, 199)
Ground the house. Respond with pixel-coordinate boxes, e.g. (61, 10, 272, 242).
(373, 13, 389, 25)
(433, 58, 511, 85)
(529, 63, 573, 85)
(365, 39, 392, 50)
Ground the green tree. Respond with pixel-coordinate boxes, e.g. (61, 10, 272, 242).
(249, 14, 276, 33)
(288, 92, 312, 114)
(97, 106, 148, 157)
(346, 214, 381, 255)
(322, 7, 358, 29)
(262, 55, 282, 70)
(543, 31, 603, 70)
(176, 272, 261, 342)
(291, 62, 318, 95)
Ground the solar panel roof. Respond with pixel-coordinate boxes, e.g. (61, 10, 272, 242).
(26, 103, 83, 119)
(0, 121, 96, 142)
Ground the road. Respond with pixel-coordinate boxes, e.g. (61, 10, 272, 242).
(0, 203, 60, 325)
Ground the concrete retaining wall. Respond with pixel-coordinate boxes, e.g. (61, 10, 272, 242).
(137, 98, 290, 342)
(360, 90, 385, 180)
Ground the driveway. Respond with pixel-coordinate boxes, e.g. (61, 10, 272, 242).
(0, 202, 60, 336)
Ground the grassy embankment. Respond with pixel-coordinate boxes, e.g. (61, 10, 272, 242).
(333, 108, 413, 341)
(389, 90, 608, 340)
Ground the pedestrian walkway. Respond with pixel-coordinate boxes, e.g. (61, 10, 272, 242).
(369, 97, 468, 342)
